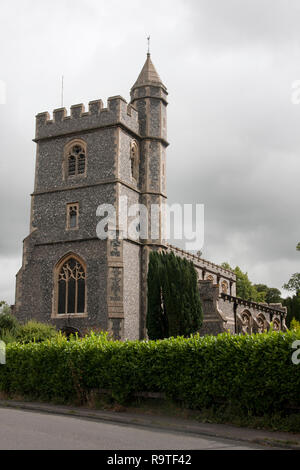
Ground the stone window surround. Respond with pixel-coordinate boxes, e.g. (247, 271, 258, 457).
(221, 280, 229, 294)
(256, 313, 267, 333)
(66, 202, 79, 231)
(64, 138, 87, 180)
(52, 252, 88, 319)
(240, 309, 252, 334)
(130, 139, 139, 183)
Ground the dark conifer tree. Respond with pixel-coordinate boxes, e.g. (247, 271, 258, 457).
(147, 251, 203, 339)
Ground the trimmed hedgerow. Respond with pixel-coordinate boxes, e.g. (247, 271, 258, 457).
(0, 331, 299, 415)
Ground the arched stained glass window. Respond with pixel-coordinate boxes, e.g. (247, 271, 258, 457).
(57, 257, 86, 315)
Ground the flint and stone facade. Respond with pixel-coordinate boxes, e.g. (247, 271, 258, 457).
(14, 54, 287, 338)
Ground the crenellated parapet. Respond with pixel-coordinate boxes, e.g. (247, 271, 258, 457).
(35, 96, 139, 141)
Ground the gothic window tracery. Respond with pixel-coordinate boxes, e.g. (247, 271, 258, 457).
(241, 311, 251, 334)
(57, 256, 86, 315)
(65, 141, 87, 178)
(256, 315, 266, 333)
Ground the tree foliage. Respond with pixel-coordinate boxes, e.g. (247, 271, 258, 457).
(0, 310, 58, 344)
(146, 252, 168, 340)
(0, 313, 19, 336)
(282, 245, 300, 326)
(221, 263, 274, 302)
(290, 318, 300, 331)
(253, 284, 282, 304)
(0, 301, 11, 316)
(283, 294, 300, 326)
(283, 273, 300, 295)
(147, 251, 203, 339)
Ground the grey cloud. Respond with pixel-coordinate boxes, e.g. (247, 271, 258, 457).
(186, 0, 300, 48)
(0, 0, 299, 303)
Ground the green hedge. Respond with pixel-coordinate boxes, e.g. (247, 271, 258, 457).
(0, 331, 300, 415)
(15, 321, 58, 344)
(0, 316, 58, 344)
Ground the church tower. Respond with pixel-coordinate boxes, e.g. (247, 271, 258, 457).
(130, 53, 169, 337)
(14, 53, 168, 341)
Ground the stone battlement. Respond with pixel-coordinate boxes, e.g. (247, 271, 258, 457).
(35, 96, 139, 141)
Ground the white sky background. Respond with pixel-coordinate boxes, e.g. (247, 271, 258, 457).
(0, 0, 299, 303)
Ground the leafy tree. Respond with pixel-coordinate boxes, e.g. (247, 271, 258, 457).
(147, 251, 203, 339)
(282, 265, 300, 326)
(283, 273, 300, 295)
(221, 263, 265, 302)
(290, 318, 300, 331)
(253, 284, 282, 304)
(234, 266, 262, 301)
(221, 262, 232, 271)
(283, 294, 300, 326)
(297, 243, 300, 251)
(0, 313, 19, 338)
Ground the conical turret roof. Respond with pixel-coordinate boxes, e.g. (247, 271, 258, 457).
(132, 53, 166, 89)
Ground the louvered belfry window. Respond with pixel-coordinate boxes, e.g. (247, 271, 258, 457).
(68, 144, 86, 177)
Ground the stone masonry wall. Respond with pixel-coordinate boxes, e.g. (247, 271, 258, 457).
(15, 237, 108, 333)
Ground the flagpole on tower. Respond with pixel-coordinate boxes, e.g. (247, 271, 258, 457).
(61, 75, 64, 108)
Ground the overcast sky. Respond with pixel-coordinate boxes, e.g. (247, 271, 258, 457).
(0, 0, 299, 303)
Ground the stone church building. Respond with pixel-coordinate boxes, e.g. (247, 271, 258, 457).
(13, 53, 287, 339)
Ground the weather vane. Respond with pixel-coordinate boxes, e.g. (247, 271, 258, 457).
(147, 35, 150, 54)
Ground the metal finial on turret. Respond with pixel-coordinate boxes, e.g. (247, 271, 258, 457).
(147, 35, 150, 55)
